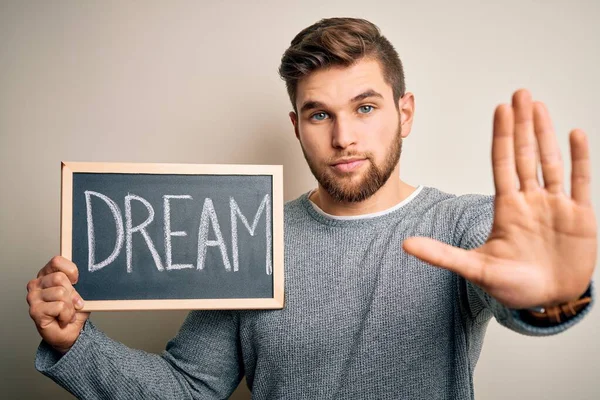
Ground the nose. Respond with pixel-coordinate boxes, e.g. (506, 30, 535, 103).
(331, 115, 357, 149)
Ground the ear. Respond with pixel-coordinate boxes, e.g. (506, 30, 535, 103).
(398, 92, 415, 139)
(289, 111, 300, 140)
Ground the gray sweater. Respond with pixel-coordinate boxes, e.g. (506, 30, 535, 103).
(35, 185, 594, 399)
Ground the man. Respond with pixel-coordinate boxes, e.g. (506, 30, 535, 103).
(28, 17, 595, 399)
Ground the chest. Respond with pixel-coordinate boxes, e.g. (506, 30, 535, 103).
(242, 230, 461, 366)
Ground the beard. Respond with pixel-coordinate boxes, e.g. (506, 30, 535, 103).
(300, 122, 403, 203)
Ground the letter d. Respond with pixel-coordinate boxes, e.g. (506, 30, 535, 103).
(85, 191, 125, 272)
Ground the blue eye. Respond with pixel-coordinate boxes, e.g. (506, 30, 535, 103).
(311, 112, 328, 121)
(358, 105, 374, 114)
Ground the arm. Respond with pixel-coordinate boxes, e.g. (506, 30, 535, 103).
(35, 310, 243, 399)
(403, 89, 597, 336)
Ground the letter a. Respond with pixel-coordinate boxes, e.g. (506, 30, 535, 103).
(197, 198, 232, 271)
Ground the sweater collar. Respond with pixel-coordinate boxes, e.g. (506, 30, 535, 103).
(300, 184, 428, 226)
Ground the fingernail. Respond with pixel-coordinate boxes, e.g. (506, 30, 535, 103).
(74, 297, 84, 309)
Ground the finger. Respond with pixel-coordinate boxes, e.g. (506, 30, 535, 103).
(39, 271, 74, 293)
(37, 256, 79, 284)
(26, 283, 42, 307)
(402, 237, 488, 286)
(27, 286, 84, 327)
(27, 278, 41, 293)
(29, 300, 76, 328)
(40, 286, 83, 307)
(39, 286, 70, 303)
(37, 273, 86, 309)
(533, 102, 564, 194)
(492, 104, 518, 195)
(570, 129, 592, 206)
(512, 89, 540, 191)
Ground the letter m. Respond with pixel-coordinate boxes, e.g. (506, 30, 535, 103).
(229, 194, 271, 275)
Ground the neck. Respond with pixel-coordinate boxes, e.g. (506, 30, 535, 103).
(309, 166, 417, 217)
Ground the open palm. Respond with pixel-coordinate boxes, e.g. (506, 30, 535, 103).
(403, 89, 597, 309)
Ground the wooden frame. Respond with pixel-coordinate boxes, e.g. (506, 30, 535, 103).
(61, 161, 284, 311)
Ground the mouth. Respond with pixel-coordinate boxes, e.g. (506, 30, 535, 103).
(330, 157, 367, 172)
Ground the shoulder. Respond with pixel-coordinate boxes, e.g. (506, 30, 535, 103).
(283, 193, 310, 224)
(420, 186, 494, 220)
(417, 186, 495, 247)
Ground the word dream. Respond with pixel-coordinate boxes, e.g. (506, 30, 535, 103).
(84, 191, 272, 275)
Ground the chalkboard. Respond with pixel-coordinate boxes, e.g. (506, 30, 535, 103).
(60, 162, 284, 311)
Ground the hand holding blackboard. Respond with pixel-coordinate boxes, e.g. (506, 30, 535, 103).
(26, 256, 89, 354)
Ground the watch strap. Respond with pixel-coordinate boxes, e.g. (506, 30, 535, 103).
(518, 286, 592, 327)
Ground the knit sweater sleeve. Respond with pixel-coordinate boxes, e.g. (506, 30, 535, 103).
(457, 195, 594, 336)
(35, 310, 243, 399)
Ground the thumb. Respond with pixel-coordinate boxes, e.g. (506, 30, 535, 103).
(402, 237, 486, 284)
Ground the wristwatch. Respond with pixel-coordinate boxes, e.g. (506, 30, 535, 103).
(518, 285, 592, 327)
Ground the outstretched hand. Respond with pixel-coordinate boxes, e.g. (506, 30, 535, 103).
(403, 89, 597, 309)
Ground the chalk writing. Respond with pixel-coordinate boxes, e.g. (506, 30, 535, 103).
(84, 191, 271, 275)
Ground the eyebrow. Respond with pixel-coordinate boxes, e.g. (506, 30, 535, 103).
(299, 89, 384, 114)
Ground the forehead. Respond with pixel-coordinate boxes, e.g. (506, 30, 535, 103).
(295, 58, 392, 110)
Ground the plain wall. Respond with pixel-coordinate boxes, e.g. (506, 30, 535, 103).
(1, 1, 598, 399)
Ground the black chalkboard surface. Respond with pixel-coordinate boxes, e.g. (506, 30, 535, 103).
(61, 162, 284, 311)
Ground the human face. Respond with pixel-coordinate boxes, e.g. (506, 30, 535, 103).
(290, 58, 411, 203)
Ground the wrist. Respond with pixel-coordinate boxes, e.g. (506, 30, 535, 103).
(519, 285, 592, 326)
